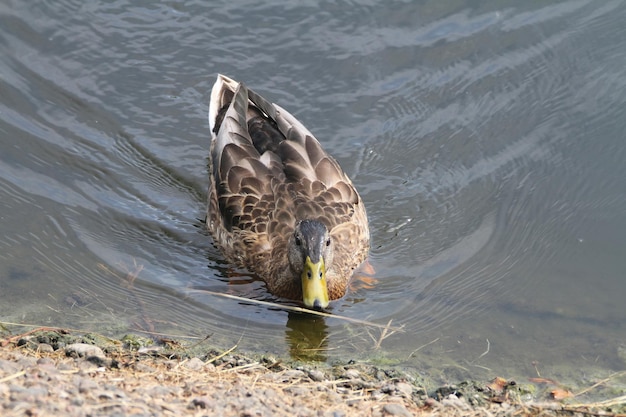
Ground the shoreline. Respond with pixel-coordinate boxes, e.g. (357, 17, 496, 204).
(1, 328, 624, 416)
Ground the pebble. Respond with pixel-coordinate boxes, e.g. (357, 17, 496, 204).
(16, 356, 37, 368)
(0, 358, 20, 374)
(382, 403, 412, 417)
(395, 382, 413, 397)
(283, 369, 305, 380)
(58, 362, 76, 371)
(142, 385, 180, 397)
(285, 386, 310, 396)
(381, 383, 395, 394)
(78, 378, 98, 394)
(343, 369, 361, 380)
(95, 390, 115, 400)
(191, 396, 212, 409)
(36, 357, 55, 366)
(65, 343, 105, 359)
(184, 357, 205, 371)
(0, 338, 428, 417)
(71, 394, 85, 406)
(133, 362, 156, 373)
(308, 369, 325, 382)
(10, 386, 48, 402)
(37, 343, 54, 353)
(371, 390, 385, 400)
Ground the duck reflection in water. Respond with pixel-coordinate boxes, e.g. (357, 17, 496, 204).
(285, 312, 329, 362)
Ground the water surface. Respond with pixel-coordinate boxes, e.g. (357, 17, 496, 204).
(1, 0, 625, 389)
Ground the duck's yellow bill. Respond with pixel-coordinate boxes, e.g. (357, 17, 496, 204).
(301, 256, 329, 309)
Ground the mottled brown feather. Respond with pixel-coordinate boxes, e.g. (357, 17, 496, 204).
(207, 74, 369, 303)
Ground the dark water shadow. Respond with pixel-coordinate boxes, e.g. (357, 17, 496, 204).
(285, 312, 329, 362)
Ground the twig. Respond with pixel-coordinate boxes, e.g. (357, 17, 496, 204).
(206, 344, 238, 364)
(478, 338, 490, 359)
(373, 319, 398, 350)
(221, 362, 263, 373)
(472, 364, 492, 372)
(408, 337, 440, 358)
(574, 371, 626, 397)
(0, 371, 25, 383)
(186, 289, 404, 332)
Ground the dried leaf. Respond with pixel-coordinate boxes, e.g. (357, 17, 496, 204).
(529, 377, 558, 385)
(487, 377, 508, 393)
(550, 388, 574, 400)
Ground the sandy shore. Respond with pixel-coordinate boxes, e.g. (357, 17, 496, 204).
(1, 329, 624, 417)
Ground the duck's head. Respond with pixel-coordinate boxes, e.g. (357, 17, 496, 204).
(288, 219, 334, 310)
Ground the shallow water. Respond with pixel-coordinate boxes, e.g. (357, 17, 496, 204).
(1, 0, 625, 386)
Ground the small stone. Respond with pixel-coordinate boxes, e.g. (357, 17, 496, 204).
(184, 357, 205, 371)
(78, 378, 98, 393)
(16, 356, 37, 368)
(36, 357, 55, 366)
(282, 369, 305, 380)
(191, 396, 212, 409)
(325, 391, 342, 402)
(8, 385, 25, 396)
(285, 386, 309, 396)
(10, 386, 48, 402)
(371, 390, 384, 401)
(145, 385, 178, 397)
(381, 383, 395, 394)
(262, 388, 279, 400)
(163, 360, 178, 370)
(308, 369, 325, 382)
(343, 369, 360, 379)
(86, 355, 110, 367)
(58, 362, 75, 371)
(37, 343, 54, 353)
(0, 358, 20, 374)
(6, 400, 31, 411)
(382, 403, 412, 417)
(395, 382, 413, 397)
(96, 390, 115, 400)
(133, 362, 156, 373)
(65, 343, 105, 359)
(137, 346, 163, 355)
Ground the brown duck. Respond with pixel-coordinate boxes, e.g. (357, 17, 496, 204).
(207, 74, 369, 309)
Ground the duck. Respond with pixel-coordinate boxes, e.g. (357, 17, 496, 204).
(206, 74, 369, 309)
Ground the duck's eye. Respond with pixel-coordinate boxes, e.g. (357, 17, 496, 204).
(326, 238, 331, 247)
(295, 237, 302, 246)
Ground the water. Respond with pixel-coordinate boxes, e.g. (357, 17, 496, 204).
(1, 0, 625, 388)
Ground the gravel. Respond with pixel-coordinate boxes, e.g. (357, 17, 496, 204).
(1, 330, 621, 416)
(0, 338, 425, 416)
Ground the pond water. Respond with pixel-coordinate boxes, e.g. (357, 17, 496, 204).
(1, 0, 625, 387)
